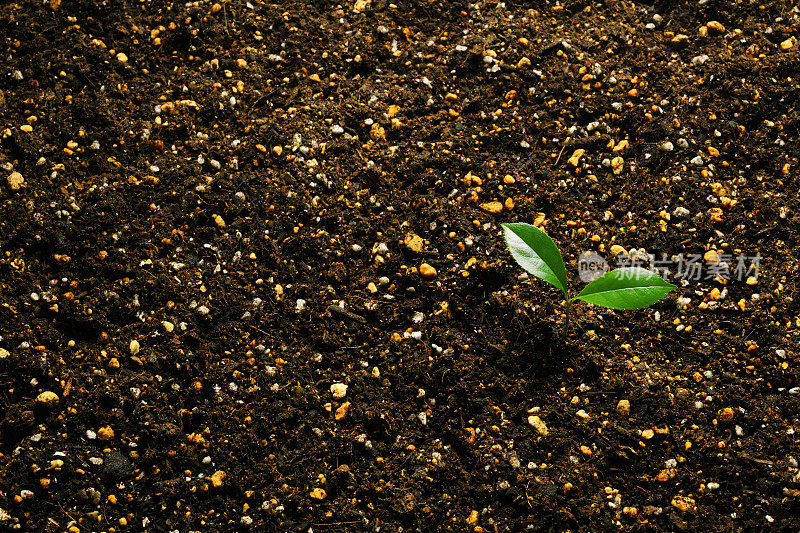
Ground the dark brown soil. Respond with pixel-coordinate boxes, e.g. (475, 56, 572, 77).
(1, 0, 799, 531)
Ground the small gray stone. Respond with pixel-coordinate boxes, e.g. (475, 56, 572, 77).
(672, 206, 690, 219)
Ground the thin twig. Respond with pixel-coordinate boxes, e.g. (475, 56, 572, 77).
(553, 136, 572, 166)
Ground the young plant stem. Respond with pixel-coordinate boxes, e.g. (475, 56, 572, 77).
(563, 298, 572, 339)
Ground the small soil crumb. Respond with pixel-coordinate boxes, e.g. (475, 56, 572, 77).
(36, 391, 60, 407)
(331, 382, 348, 399)
(670, 34, 690, 48)
(480, 201, 503, 214)
(210, 470, 227, 488)
(671, 495, 695, 512)
(97, 426, 115, 441)
(420, 263, 437, 279)
(610, 244, 627, 256)
(568, 149, 585, 167)
(717, 407, 734, 422)
(370, 124, 386, 142)
(528, 415, 549, 436)
(404, 233, 424, 253)
(335, 401, 350, 421)
(657, 468, 677, 482)
(103, 450, 132, 481)
(7, 172, 24, 190)
(703, 250, 719, 264)
(611, 156, 624, 175)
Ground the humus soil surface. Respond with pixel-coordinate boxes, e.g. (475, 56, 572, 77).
(1, 0, 800, 531)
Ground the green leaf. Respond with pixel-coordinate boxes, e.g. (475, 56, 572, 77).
(573, 267, 676, 310)
(502, 223, 568, 296)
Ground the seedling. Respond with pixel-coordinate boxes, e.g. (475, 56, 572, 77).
(502, 222, 676, 337)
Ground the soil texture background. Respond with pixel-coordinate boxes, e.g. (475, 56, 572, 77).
(1, 0, 800, 531)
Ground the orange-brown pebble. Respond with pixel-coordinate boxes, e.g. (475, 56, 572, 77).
(36, 391, 60, 407)
(335, 401, 351, 421)
(420, 263, 437, 279)
(671, 495, 695, 512)
(479, 201, 503, 214)
(211, 470, 227, 487)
